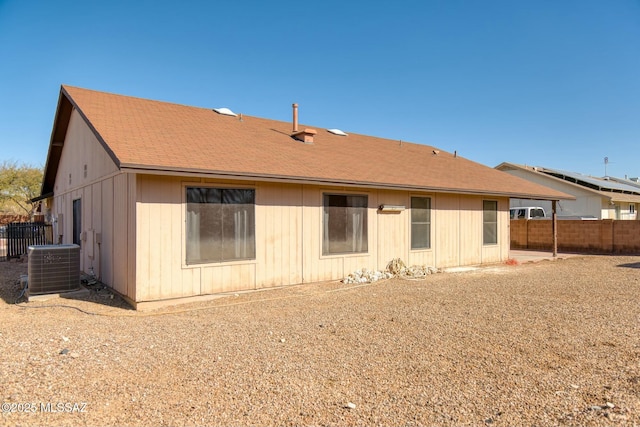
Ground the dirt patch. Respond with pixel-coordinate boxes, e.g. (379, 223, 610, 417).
(1, 255, 639, 426)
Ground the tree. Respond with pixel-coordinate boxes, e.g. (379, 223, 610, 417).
(0, 161, 44, 215)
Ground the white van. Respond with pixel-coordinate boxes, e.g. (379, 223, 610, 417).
(510, 207, 547, 220)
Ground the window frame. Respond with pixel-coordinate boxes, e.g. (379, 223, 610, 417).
(483, 199, 498, 246)
(410, 196, 431, 250)
(72, 198, 81, 247)
(322, 192, 369, 256)
(184, 185, 256, 265)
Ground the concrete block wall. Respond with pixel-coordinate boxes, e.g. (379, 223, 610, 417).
(510, 219, 640, 254)
(614, 221, 640, 253)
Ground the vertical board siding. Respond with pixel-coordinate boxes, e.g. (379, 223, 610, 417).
(91, 182, 102, 275)
(100, 179, 114, 287)
(255, 182, 303, 288)
(134, 177, 511, 301)
(301, 186, 320, 283)
(407, 250, 435, 268)
(135, 176, 151, 301)
(112, 173, 129, 298)
(54, 110, 119, 196)
(137, 175, 290, 301)
(201, 264, 256, 294)
(182, 268, 201, 297)
(127, 174, 137, 300)
(136, 175, 186, 301)
(459, 197, 482, 265)
(376, 190, 409, 269)
(50, 109, 134, 299)
(434, 194, 461, 267)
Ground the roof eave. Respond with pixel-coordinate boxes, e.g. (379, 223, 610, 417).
(40, 90, 73, 196)
(38, 86, 123, 198)
(120, 164, 574, 200)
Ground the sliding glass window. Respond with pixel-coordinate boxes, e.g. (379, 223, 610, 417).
(323, 194, 368, 255)
(186, 188, 255, 263)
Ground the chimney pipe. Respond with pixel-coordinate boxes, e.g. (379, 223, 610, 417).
(292, 103, 298, 132)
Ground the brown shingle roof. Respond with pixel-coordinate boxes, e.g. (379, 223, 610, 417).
(48, 85, 572, 200)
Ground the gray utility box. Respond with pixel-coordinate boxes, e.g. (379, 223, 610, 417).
(28, 244, 81, 295)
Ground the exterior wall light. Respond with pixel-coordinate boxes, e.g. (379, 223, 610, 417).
(378, 205, 405, 212)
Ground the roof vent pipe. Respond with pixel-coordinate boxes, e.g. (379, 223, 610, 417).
(292, 103, 299, 132)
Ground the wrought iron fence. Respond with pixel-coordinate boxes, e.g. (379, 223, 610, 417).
(1, 222, 53, 260)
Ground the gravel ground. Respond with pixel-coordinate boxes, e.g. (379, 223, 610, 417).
(1, 255, 639, 427)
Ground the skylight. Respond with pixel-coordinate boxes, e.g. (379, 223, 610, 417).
(212, 107, 237, 117)
(327, 128, 348, 136)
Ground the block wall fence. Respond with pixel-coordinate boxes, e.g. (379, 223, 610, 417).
(510, 219, 640, 254)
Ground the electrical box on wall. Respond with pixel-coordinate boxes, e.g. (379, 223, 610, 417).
(86, 229, 95, 258)
(56, 213, 64, 235)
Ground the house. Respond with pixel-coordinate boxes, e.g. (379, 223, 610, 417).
(37, 86, 572, 308)
(496, 163, 640, 220)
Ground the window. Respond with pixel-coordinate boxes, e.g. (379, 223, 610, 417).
(186, 188, 255, 264)
(411, 197, 431, 249)
(483, 200, 498, 245)
(323, 194, 368, 255)
(72, 199, 81, 246)
(531, 208, 545, 218)
(631, 204, 635, 214)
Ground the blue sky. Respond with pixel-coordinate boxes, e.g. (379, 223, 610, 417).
(1, 0, 639, 178)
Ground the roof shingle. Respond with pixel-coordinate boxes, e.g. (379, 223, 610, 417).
(52, 85, 572, 200)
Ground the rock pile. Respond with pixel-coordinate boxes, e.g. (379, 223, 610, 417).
(342, 268, 393, 284)
(342, 258, 440, 284)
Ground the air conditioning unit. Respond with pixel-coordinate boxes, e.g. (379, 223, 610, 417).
(28, 244, 81, 296)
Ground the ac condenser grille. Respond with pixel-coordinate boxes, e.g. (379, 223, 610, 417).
(28, 244, 81, 295)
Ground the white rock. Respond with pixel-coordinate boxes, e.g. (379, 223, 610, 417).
(62, 336, 70, 342)
(605, 402, 615, 409)
(346, 402, 356, 409)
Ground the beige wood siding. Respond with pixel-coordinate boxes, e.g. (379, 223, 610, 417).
(100, 179, 114, 287)
(480, 198, 509, 264)
(134, 175, 511, 301)
(376, 190, 409, 268)
(50, 109, 136, 301)
(459, 197, 483, 266)
(53, 110, 119, 195)
(432, 194, 510, 267)
(255, 183, 303, 288)
(135, 175, 259, 300)
(434, 193, 461, 267)
(136, 174, 185, 301)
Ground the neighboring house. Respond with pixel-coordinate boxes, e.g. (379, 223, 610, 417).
(37, 86, 571, 308)
(496, 163, 640, 220)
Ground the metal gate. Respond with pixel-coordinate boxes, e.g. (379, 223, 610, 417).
(0, 225, 6, 261)
(2, 222, 53, 260)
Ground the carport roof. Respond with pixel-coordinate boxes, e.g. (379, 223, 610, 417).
(497, 163, 640, 204)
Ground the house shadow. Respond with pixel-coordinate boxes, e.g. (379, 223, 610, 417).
(0, 263, 134, 311)
(617, 262, 640, 269)
(57, 278, 135, 311)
